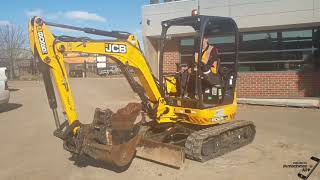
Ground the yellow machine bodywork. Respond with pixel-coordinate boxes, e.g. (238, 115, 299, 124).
(28, 16, 255, 170)
(29, 17, 237, 127)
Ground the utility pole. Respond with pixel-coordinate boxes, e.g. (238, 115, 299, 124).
(83, 60, 87, 78)
(197, 0, 200, 15)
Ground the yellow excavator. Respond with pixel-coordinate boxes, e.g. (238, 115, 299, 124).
(28, 15, 255, 169)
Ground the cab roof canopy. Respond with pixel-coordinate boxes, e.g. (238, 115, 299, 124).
(161, 15, 238, 36)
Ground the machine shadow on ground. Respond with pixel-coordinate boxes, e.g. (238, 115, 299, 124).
(68, 154, 133, 173)
(8, 88, 20, 92)
(0, 103, 22, 113)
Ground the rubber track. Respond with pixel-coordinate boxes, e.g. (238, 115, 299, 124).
(185, 120, 256, 162)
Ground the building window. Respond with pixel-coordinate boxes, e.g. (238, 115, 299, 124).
(208, 35, 236, 63)
(180, 38, 194, 65)
(209, 36, 235, 44)
(178, 28, 317, 72)
(282, 29, 312, 49)
(238, 29, 314, 71)
(180, 35, 236, 65)
(242, 32, 277, 41)
(241, 32, 277, 51)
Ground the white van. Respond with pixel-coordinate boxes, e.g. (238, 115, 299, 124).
(0, 67, 9, 106)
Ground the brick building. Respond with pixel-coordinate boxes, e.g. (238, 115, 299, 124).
(142, 0, 320, 98)
(64, 53, 97, 74)
(64, 53, 117, 77)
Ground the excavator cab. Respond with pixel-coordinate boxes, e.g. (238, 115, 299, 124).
(159, 15, 239, 109)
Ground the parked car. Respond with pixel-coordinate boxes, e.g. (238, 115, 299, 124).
(99, 66, 121, 76)
(98, 69, 108, 76)
(0, 67, 10, 106)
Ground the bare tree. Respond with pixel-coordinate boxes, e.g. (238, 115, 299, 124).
(0, 24, 27, 79)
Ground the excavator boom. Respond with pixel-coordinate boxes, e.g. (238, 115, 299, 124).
(29, 17, 165, 125)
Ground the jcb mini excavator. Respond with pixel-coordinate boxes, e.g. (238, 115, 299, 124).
(28, 15, 255, 169)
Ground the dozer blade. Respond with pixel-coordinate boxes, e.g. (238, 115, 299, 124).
(136, 138, 185, 169)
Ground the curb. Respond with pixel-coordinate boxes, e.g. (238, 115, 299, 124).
(238, 98, 320, 108)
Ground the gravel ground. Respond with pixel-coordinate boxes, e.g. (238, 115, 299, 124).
(0, 78, 319, 180)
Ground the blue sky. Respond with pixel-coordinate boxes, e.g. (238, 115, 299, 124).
(0, 0, 149, 43)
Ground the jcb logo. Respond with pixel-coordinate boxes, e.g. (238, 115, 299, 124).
(105, 44, 127, 53)
(37, 32, 48, 54)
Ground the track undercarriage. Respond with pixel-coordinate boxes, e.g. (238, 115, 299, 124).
(140, 118, 256, 166)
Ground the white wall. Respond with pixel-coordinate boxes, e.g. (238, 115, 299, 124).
(142, 0, 197, 37)
(142, 0, 320, 37)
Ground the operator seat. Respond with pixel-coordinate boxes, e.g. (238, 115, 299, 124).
(201, 55, 225, 105)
